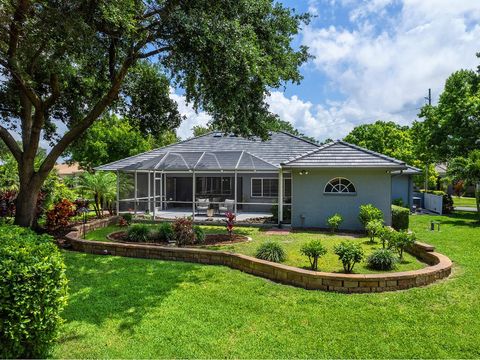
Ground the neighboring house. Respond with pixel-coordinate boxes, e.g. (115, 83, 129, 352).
(435, 163, 475, 196)
(54, 162, 84, 178)
(97, 131, 414, 231)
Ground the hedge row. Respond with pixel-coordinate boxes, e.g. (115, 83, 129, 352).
(0, 225, 68, 358)
(391, 205, 409, 230)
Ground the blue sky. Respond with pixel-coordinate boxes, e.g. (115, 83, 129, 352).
(175, 0, 480, 142)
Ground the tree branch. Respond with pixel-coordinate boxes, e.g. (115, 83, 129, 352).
(44, 73, 60, 108)
(0, 58, 41, 108)
(39, 53, 136, 174)
(138, 46, 171, 58)
(139, 0, 181, 22)
(0, 124, 22, 162)
(4, 0, 41, 108)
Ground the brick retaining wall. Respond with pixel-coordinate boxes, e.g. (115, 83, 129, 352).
(64, 217, 452, 293)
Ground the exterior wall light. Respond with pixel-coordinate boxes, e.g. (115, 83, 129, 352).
(299, 170, 309, 175)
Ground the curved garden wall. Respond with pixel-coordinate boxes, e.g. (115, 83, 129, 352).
(64, 217, 452, 293)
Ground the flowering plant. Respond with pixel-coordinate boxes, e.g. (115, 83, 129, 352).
(225, 211, 236, 239)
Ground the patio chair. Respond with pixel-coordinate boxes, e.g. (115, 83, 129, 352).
(196, 198, 209, 215)
(219, 199, 235, 214)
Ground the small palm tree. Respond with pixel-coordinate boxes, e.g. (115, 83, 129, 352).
(78, 172, 117, 217)
(448, 150, 480, 221)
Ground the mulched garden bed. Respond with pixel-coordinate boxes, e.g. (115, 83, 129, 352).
(105, 231, 250, 246)
(201, 233, 250, 245)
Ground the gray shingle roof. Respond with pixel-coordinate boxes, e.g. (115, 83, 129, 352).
(117, 150, 278, 171)
(392, 165, 422, 175)
(283, 140, 407, 169)
(96, 133, 409, 172)
(95, 131, 318, 171)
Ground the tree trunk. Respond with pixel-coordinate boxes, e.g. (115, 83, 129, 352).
(13, 159, 49, 228)
(14, 179, 42, 228)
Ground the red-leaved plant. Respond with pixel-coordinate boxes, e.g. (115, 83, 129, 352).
(225, 211, 236, 240)
(0, 190, 45, 223)
(0, 190, 17, 218)
(46, 199, 75, 231)
(172, 217, 195, 246)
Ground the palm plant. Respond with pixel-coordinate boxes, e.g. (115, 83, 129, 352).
(78, 172, 117, 218)
(448, 150, 480, 221)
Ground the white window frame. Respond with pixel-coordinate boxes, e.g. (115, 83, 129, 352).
(251, 177, 290, 198)
(324, 177, 357, 195)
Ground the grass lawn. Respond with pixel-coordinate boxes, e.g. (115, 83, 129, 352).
(85, 224, 424, 274)
(54, 212, 480, 358)
(453, 196, 477, 208)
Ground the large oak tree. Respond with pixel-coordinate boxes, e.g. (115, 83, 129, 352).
(415, 68, 480, 162)
(0, 0, 309, 227)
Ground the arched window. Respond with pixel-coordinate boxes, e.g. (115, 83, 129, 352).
(324, 177, 356, 194)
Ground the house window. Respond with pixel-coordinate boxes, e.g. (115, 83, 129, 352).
(324, 177, 356, 194)
(196, 176, 233, 195)
(284, 178, 292, 198)
(251, 178, 279, 197)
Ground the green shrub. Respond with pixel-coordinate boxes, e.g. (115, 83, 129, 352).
(121, 213, 133, 224)
(156, 222, 174, 242)
(333, 241, 364, 273)
(127, 224, 151, 242)
(392, 198, 405, 207)
(358, 204, 384, 229)
(380, 226, 395, 249)
(255, 241, 286, 263)
(367, 248, 397, 270)
(389, 230, 416, 260)
(300, 240, 327, 271)
(172, 217, 195, 246)
(194, 225, 206, 244)
(391, 205, 409, 230)
(0, 225, 68, 358)
(326, 213, 343, 232)
(365, 219, 384, 243)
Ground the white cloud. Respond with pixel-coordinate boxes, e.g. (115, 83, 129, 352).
(298, 0, 480, 136)
(171, 0, 480, 142)
(169, 89, 211, 140)
(267, 91, 356, 141)
(348, 0, 396, 21)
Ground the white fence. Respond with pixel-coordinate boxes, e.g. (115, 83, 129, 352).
(424, 193, 443, 214)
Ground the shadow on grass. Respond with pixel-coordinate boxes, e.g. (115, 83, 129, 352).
(62, 252, 205, 334)
(422, 212, 480, 228)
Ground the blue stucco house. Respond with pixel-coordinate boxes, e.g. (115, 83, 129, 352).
(97, 131, 417, 230)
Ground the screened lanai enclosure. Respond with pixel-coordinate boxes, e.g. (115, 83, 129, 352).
(100, 150, 291, 223)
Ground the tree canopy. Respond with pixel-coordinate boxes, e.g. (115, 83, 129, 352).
(448, 150, 480, 219)
(343, 121, 418, 166)
(0, 0, 310, 227)
(66, 115, 179, 170)
(415, 69, 480, 162)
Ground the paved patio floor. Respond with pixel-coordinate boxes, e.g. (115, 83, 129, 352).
(151, 208, 274, 223)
